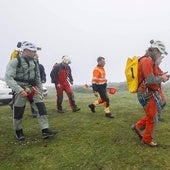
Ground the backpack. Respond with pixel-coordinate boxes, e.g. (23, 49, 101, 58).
(10, 50, 20, 60)
(125, 56, 141, 93)
(50, 62, 58, 83)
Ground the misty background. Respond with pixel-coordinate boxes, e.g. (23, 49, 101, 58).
(0, 0, 170, 85)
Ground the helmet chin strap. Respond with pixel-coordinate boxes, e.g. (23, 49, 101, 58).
(24, 55, 34, 60)
(148, 48, 156, 60)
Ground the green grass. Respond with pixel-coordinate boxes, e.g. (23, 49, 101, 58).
(0, 88, 170, 170)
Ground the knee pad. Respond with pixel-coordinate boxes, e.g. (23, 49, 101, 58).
(35, 102, 47, 115)
(14, 106, 25, 119)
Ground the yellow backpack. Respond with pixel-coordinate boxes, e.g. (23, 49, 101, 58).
(10, 50, 20, 60)
(125, 56, 139, 93)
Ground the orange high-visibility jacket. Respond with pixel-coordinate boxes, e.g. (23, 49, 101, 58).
(92, 66, 107, 85)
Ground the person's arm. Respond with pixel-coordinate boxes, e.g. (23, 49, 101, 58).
(67, 66, 73, 84)
(50, 65, 60, 85)
(5, 59, 23, 93)
(141, 57, 169, 84)
(39, 64, 46, 83)
(34, 61, 43, 90)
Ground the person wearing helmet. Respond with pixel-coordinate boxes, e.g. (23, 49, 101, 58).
(88, 57, 114, 118)
(131, 40, 169, 147)
(50, 55, 80, 113)
(9, 43, 47, 118)
(153, 56, 167, 122)
(5, 41, 57, 141)
(30, 54, 47, 118)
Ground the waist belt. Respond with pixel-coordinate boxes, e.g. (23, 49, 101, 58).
(14, 78, 36, 86)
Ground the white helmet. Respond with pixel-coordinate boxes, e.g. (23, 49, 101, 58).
(150, 40, 168, 55)
(62, 55, 71, 64)
(21, 41, 37, 51)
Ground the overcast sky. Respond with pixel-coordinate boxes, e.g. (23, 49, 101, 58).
(0, 0, 170, 85)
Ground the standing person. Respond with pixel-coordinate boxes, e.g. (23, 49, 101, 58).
(39, 63, 46, 83)
(50, 55, 80, 113)
(132, 40, 169, 147)
(5, 41, 57, 141)
(31, 61, 47, 118)
(88, 56, 114, 118)
(30, 53, 47, 118)
(154, 56, 166, 121)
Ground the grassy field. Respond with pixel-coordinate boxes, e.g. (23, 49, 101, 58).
(0, 87, 170, 170)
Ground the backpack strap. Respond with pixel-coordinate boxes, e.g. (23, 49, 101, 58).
(17, 56, 21, 68)
(137, 56, 147, 90)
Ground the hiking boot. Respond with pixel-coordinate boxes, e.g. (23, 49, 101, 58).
(142, 141, 158, 147)
(105, 113, 114, 118)
(42, 128, 58, 139)
(16, 129, 25, 141)
(131, 124, 143, 140)
(58, 109, 65, 113)
(72, 107, 81, 112)
(158, 117, 164, 121)
(88, 104, 95, 113)
(32, 114, 37, 118)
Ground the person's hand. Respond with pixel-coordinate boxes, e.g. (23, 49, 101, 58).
(19, 90, 28, 97)
(57, 84, 61, 88)
(161, 74, 169, 82)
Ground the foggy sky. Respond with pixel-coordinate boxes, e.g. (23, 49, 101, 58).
(0, 0, 170, 85)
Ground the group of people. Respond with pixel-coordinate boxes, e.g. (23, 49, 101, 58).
(5, 40, 169, 148)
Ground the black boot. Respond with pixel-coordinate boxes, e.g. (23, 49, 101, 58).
(42, 128, 58, 139)
(88, 104, 95, 113)
(16, 129, 25, 141)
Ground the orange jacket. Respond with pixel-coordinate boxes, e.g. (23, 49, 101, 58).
(92, 66, 107, 85)
(138, 56, 162, 91)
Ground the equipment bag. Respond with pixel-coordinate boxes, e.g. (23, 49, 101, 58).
(125, 56, 140, 93)
(10, 50, 19, 60)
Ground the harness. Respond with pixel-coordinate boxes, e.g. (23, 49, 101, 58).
(14, 56, 38, 86)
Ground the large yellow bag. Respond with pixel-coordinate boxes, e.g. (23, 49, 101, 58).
(125, 56, 139, 93)
(10, 50, 19, 60)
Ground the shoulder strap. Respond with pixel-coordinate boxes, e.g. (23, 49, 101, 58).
(17, 56, 21, 68)
(137, 56, 147, 89)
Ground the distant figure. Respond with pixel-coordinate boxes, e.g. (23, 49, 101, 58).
(39, 64, 46, 83)
(31, 59, 47, 118)
(88, 56, 114, 118)
(131, 40, 169, 147)
(5, 41, 57, 141)
(50, 55, 80, 113)
(154, 56, 166, 121)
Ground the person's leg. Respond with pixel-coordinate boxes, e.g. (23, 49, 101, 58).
(33, 93, 57, 139)
(55, 84, 64, 112)
(142, 97, 158, 146)
(65, 84, 80, 112)
(88, 98, 103, 113)
(30, 101, 39, 117)
(13, 94, 26, 140)
(98, 86, 114, 118)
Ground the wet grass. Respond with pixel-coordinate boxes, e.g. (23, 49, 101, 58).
(0, 89, 170, 170)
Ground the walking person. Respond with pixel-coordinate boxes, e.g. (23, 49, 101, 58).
(31, 54, 47, 118)
(5, 41, 57, 141)
(50, 55, 80, 113)
(132, 40, 169, 147)
(154, 56, 166, 121)
(88, 56, 114, 118)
